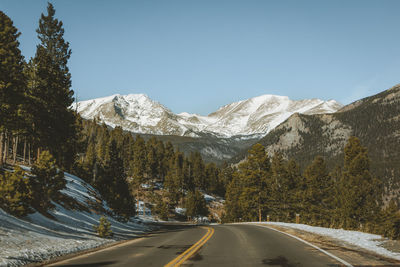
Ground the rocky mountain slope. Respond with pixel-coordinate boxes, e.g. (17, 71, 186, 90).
(233, 85, 400, 198)
(71, 94, 341, 163)
(72, 94, 341, 138)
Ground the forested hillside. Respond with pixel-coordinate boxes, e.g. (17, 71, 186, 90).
(233, 85, 400, 202)
(0, 4, 225, 222)
(225, 140, 400, 239)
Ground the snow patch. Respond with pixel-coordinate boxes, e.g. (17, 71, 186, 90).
(0, 169, 155, 266)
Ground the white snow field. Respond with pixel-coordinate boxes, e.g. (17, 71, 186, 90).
(249, 222, 400, 261)
(0, 170, 154, 267)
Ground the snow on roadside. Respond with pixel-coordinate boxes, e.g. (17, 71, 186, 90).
(249, 222, 400, 261)
(0, 170, 155, 267)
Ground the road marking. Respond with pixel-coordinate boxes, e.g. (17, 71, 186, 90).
(254, 224, 353, 267)
(164, 226, 214, 267)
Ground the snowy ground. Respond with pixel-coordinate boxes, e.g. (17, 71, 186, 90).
(247, 222, 400, 261)
(0, 170, 155, 267)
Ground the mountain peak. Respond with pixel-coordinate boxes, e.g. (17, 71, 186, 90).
(73, 93, 342, 137)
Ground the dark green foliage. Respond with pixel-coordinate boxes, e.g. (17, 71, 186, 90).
(30, 3, 76, 168)
(185, 190, 208, 218)
(31, 150, 65, 212)
(94, 216, 113, 238)
(251, 85, 400, 203)
(97, 139, 135, 219)
(380, 200, 400, 240)
(224, 171, 242, 222)
(339, 137, 382, 230)
(152, 194, 169, 221)
(0, 166, 33, 217)
(302, 156, 333, 226)
(225, 138, 388, 237)
(0, 11, 26, 166)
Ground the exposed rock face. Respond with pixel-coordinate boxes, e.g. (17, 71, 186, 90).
(71, 93, 341, 163)
(232, 85, 400, 198)
(72, 93, 341, 137)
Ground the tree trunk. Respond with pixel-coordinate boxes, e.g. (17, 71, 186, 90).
(0, 132, 4, 166)
(137, 188, 140, 215)
(37, 147, 41, 161)
(259, 205, 262, 222)
(28, 143, 31, 165)
(4, 133, 9, 164)
(23, 138, 27, 163)
(13, 135, 19, 164)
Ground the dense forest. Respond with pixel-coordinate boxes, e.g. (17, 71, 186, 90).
(224, 138, 400, 239)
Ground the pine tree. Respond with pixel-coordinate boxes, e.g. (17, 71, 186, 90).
(31, 3, 76, 166)
(31, 150, 65, 212)
(94, 216, 113, 238)
(191, 152, 205, 190)
(0, 11, 26, 166)
(131, 135, 146, 208)
(146, 137, 158, 182)
(269, 152, 288, 220)
(238, 144, 270, 222)
(100, 139, 135, 219)
(286, 159, 303, 222)
(185, 190, 208, 218)
(0, 166, 33, 217)
(303, 156, 333, 226)
(339, 136, 382, 230)
(224, 170, 243, 222)
(381, 199, 400, 239)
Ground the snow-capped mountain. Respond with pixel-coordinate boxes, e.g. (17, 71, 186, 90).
(72, 94, 342, 138)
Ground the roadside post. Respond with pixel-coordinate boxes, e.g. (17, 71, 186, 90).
(296, 213, 300, 224)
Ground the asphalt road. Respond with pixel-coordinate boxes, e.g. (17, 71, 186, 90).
(48, 224, 345, 267)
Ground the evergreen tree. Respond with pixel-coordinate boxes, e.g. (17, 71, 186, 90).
(269, 152, 288, 220)
(0, 11, 26, 166)
(285, 159, 303, 222)
(152, 194, 169, 221)
(185, 190, 208, 218)
(100, 139, 135, 219)
(339, 136, 382, 230)
(164, 152, 184, 206)
(94, 216, 113, 238)
(224, 170, 243, 222)
(131, 135, 146, 206)
(0, 166, 33, 217)
(381, 199, 400, 240)
(303, 156, 333, 226)
(191, 152, 205, 190)
(31, 3, 76, 167)
(237, 144, 270, 222)
(31, 150, 65, 212)
(146, 137, 158, 182)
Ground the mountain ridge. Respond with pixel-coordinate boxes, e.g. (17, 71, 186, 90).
(72, 93, 342, 139)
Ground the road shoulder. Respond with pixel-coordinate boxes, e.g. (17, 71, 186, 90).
(259, 224, 400, 266)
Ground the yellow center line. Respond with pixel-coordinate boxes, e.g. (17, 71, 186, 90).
(164, 226, 214, 267)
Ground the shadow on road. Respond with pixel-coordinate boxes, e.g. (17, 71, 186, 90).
(55, 261, 117, 266)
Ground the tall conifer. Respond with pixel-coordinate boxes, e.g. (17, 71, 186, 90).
(31, 3, 76, 166)
(0, 11, 26, 166)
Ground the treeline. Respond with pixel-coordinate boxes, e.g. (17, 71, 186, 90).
(72, 119, 227, 219)
(224, 137, 400, 239)
(0, 4, 224, 221)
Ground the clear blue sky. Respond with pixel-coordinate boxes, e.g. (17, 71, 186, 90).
(2, 0, 400, 115)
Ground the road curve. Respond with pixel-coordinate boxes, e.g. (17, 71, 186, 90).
(48, 224, 345, 266)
